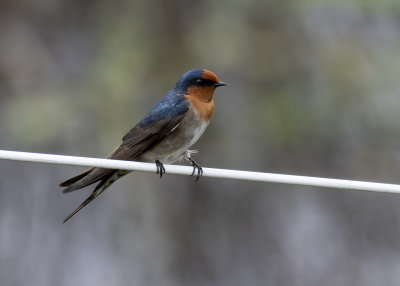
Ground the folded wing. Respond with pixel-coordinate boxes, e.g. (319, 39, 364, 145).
(59, 115, 185, 193)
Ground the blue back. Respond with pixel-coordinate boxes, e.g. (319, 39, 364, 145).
(138, 90, 190, 127)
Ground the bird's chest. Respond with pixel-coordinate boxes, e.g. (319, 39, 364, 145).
(140, 106, 209, 163)
(175, 105, 209, 144)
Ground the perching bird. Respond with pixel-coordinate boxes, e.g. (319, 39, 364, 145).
(59, 69, 226, 222)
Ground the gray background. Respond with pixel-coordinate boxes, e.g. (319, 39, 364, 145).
(1, 0, 400, 285)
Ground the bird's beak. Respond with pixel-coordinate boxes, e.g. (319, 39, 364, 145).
(214, 81, 227, 87)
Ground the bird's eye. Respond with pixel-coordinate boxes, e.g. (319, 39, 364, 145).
(196, 79, 204, 85)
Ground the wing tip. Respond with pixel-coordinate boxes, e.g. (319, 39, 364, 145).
(59, 168, 94, 191)
(62, 186, 75, 194)
(59, 181, 69, 187)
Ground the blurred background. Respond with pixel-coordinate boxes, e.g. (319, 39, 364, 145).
(1, 0, 400, 285)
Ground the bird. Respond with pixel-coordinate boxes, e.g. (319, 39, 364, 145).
(59, 69, 226, 222)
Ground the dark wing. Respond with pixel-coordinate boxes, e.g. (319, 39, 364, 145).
(58, 168, 95, 188)
(59, 115, 185, 193)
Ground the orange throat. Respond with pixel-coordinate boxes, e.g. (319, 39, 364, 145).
(185, 86, 216, 121)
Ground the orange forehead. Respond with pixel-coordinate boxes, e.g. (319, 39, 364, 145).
(201, 70, 219, 82)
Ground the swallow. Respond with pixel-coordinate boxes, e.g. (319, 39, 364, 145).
(59, 69, 226, 222)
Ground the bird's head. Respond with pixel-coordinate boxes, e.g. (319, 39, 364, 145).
(175, 69, 226, 101)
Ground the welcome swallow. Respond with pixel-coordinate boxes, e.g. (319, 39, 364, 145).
(59, 69, 226, 222)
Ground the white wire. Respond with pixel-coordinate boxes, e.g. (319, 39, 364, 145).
(1, 149, 400, 193)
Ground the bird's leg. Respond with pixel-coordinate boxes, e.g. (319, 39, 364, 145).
(155, 160, 165, 178)
(184, 150, 203, 182)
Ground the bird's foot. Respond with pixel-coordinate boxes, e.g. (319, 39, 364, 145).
(188, 157, 203, 182)
(155, 160, 165, 178)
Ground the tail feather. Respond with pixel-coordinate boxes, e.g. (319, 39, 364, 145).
(62, 189, 101, 223)
(62, 170, 130, 223)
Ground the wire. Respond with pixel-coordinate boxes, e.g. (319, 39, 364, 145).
(1, 149, 400, 193)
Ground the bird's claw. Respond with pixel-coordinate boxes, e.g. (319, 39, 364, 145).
(155, 160, 165, 178)
(188, 158, 203, 182)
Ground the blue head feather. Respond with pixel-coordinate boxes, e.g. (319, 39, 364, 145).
(174, 69, 204, 93)
(138, 70, 206, 127)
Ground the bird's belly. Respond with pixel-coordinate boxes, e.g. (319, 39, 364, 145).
(138, 110, 208, 164)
